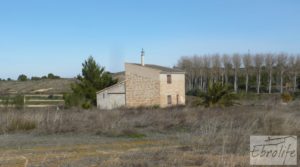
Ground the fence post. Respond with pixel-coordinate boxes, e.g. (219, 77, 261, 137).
(23, 95, 26, 109)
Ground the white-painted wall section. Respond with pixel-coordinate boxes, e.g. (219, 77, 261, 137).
(96, 82, 125, 110)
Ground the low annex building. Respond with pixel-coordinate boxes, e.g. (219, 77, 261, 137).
(96, 50, 185, 109)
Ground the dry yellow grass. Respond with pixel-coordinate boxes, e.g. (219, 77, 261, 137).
(0, 79, 75, 94)
(0, 98, 299, 166)
(0, 136, 250, 167)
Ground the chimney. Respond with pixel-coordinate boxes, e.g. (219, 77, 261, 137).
(141, 48, 145, 66)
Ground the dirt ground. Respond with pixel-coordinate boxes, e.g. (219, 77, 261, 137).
(0, 133, 249, 167)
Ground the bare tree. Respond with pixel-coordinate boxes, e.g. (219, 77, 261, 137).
(203, 55, 211, 90)
(193, 55, 204, 90)
(288, 55, 300, 92)
(211, 54, 221, 83)
(178, 53, 299, 94)
(242, 54, 252, 93)
(254, 54, 264, 94)
(222, 54, 231, 85)
(277, 53, 288, 93)
(296, 55, 300, 91)
(232, 54, 241, 92)
(177, 56, 193, 91)
(265, 54, 275, 94)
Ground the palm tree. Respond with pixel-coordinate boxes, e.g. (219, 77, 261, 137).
(197, 82, 237, 107)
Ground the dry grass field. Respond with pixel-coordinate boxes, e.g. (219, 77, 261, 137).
(0, 96, 299, 167)
(0, 79, 75, 94)
(0, 73, 123, 95)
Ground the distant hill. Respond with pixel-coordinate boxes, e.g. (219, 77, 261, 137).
(0, 79, 76, 95)
(0, 72, 125, 95)
(112, 71, 125, 82)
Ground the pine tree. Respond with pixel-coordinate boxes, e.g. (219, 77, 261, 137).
(65, 56, 117, 108)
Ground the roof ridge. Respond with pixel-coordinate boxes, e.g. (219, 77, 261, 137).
(126, 63, 185, 73)
(96, 80, 126, 94)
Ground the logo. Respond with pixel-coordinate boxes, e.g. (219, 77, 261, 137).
(250, 136, 297, 165)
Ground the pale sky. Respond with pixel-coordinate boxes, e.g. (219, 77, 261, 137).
(1, 0, 300, 79)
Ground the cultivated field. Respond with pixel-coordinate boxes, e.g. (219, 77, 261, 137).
(0, 96, 299, 167)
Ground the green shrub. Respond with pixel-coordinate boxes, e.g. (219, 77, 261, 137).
(281, 92, 293, 103)
(196, 82, 237, 108)
(82, 101, 92, 109)
(17, 74, 28, 81)
(64, 93, 85, 108)
(12, 95, 24, 109)
(47, 73, 60, 79)
(186, 88, 202, 96)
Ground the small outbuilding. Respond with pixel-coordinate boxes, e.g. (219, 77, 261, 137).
(96, 81, 126, 110)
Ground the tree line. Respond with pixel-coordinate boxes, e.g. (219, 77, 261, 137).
(177, 53, 300, 94)
(0, 73, 61, 81)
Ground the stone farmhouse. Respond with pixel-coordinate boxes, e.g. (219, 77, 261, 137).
(96, 50, 185, 109)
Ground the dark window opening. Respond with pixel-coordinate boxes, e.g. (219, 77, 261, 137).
(167, 74, 172, 84)
(167, 95, 172, 105)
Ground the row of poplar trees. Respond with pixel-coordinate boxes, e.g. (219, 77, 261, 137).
(177, 53, 300, 94)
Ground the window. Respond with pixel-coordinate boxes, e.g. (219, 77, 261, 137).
(167, 95, 172, 105)
(167, 74, 172, 84)
(103, 93, 105, 99)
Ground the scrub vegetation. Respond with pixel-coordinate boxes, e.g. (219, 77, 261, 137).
(0, 96, 299, 166)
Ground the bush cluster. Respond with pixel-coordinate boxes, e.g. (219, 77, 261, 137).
(281, 92, 293, 103)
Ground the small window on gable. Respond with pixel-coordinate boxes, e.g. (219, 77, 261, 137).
(167, 74, 172, 84)
(167, 95, 172, 105)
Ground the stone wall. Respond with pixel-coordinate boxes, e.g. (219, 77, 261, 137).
(159, 73, 185, 107)
(125, 63, 161, 107)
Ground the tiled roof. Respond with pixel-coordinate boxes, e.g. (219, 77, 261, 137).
(128, 63, 185, 73)
(96, 80, 125, 94)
